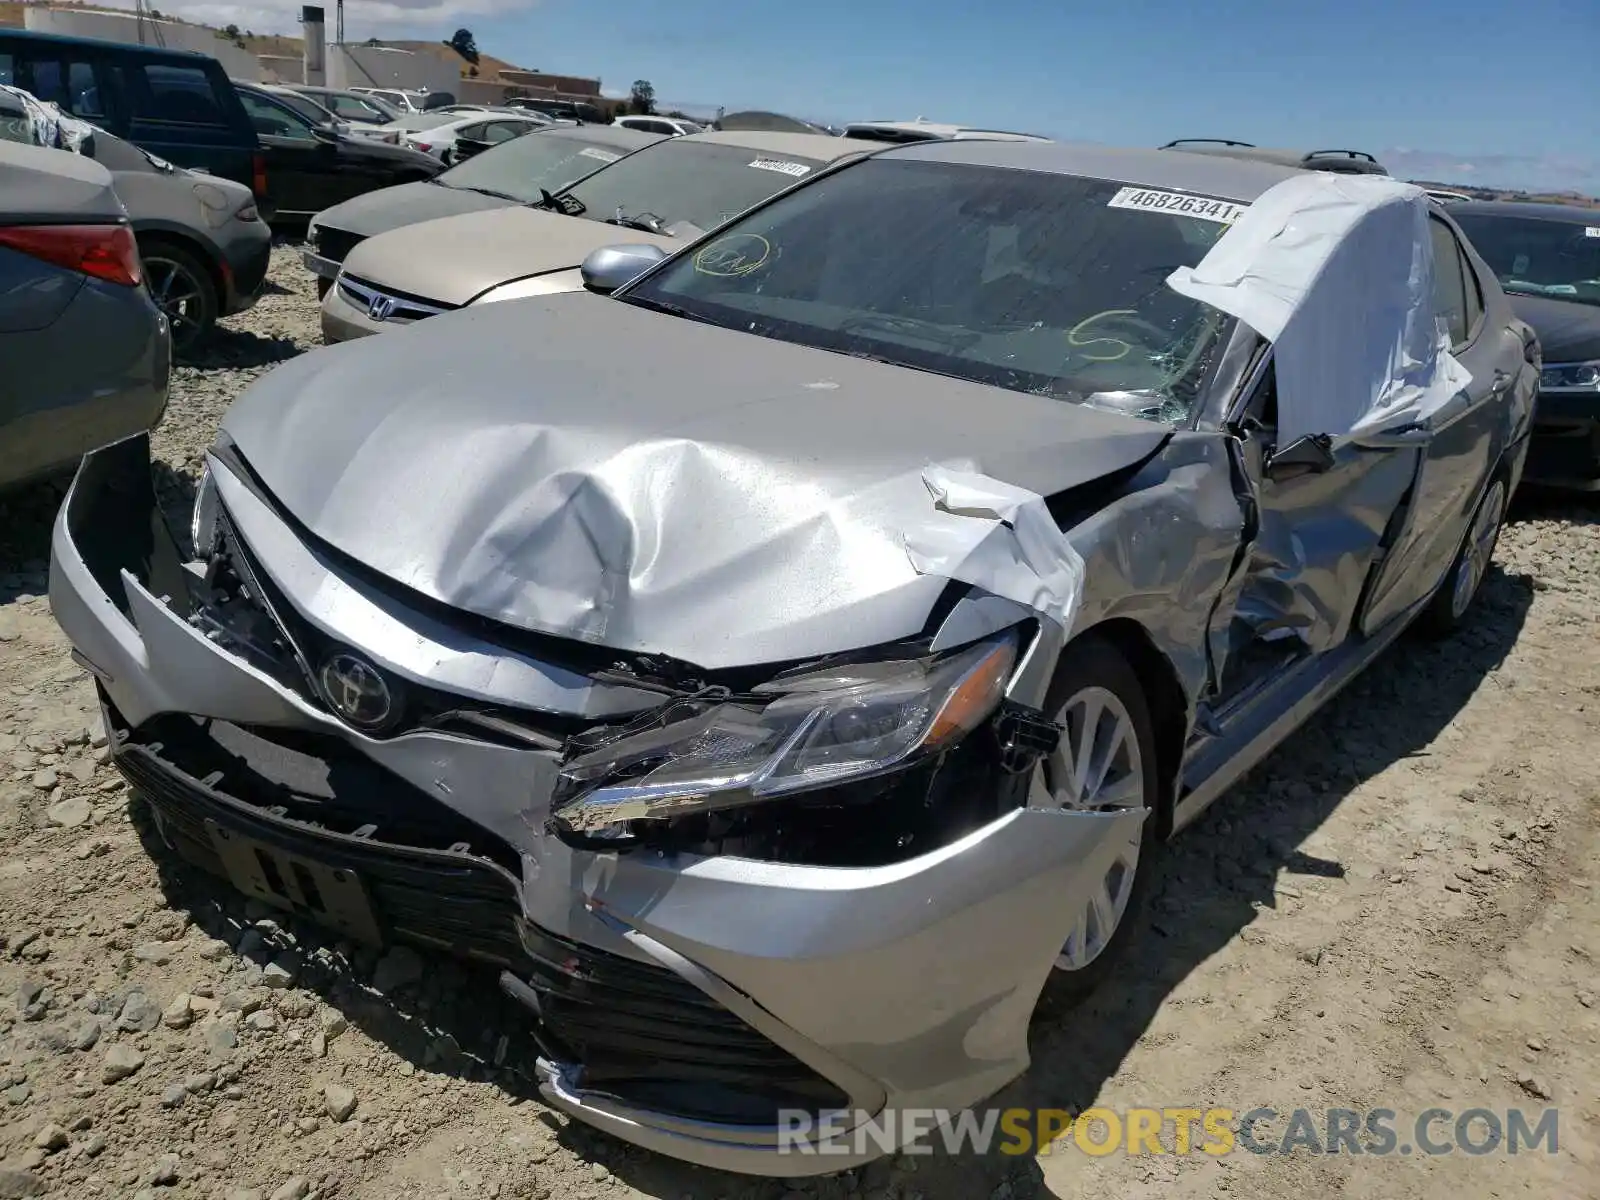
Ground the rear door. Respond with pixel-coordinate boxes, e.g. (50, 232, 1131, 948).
(125, 61, 257, 190)
(233, 87, 332, 216)
(1356, 217, 1528, 631)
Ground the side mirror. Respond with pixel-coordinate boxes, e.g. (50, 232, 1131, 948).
(579, 243, 668, 295)
(1264, 433, 1335, 482)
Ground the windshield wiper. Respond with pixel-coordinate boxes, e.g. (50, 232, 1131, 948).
(618, 294, 714, 323)
(606, 213, 671, 235)
(439, 183, 523, 202)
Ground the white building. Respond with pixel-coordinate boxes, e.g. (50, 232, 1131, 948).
(22, 7, 261, 79)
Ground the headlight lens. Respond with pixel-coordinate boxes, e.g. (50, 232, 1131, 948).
(551, 632, 1020, 836)
(1540, 361, 1600, 391)
(190, 462, 220, 557)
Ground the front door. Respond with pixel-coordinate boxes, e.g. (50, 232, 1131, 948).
(1212, 360, 1418, 704)
(1356, 216, 1528, 632)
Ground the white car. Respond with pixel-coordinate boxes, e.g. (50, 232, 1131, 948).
(613, 114, 702, 137)
(351, 86, 427, 114)
(402, 113, 552, 163)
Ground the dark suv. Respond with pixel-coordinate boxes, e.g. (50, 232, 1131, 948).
(505, 96, 605, 124)
(1160, 139, 1389, 176)
(0, 30, 264, 197)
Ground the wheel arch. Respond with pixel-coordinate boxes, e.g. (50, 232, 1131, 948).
(134, 226, 226, 303)
(1067, 617, 1190, 838)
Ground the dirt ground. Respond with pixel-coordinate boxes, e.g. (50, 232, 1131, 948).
(1, 246, 1597, 1200)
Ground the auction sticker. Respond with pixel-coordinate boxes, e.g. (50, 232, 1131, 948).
(578, 147, 621, 163)
(1108, 187, 1248, 225)
(749, 158, 811, 178)
(1586, 226, 1600, 238)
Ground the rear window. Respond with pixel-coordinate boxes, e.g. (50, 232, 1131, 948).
(135, 64, 227, 126)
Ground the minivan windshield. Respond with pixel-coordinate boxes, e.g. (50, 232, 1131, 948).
(435, 131, 633, 204)
(620, 158, 1240, 424)
(1450, 212, 1600, 308)
(561, 140, 828, 235)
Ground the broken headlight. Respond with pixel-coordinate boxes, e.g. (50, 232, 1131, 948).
(550, 631, 1020, 838)
(191, 461, 221, 558)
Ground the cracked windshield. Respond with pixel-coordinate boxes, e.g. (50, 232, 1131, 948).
(623, 157, 1238, 424)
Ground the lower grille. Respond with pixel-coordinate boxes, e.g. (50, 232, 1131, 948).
(115, 711, 528, 966)
(520, 923, 849, 1123)
(108, 699, 848, 1123)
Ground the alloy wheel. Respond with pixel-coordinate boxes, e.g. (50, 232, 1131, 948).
(143, 254, 210, 352)
(1029, 685, 1147, 972)
(1450, 480, 1506, 619)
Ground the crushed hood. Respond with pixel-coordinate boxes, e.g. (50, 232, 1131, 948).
(313, 180, 515, 242)
(337, 206, 678, 307)
(1508, 293, 1600, 364)
(220, 293, 1168, 668)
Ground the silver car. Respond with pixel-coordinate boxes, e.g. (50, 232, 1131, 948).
(301, 124, 663, 297)
(50, 140, 1534, 1175)
(319, 130, 878, 341)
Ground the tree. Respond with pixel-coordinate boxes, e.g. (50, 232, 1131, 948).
(223, 22, 239, 38)
(628, 79, 656, 116)
(446, 28, 480, 65)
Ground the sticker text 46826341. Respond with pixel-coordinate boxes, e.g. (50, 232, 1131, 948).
(1107, 187, 1249, 225)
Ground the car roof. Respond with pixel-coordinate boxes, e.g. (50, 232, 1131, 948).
(0, 27, 213, 62)
(1449, 199, 1600, 224)
(843, 120, 1051, 143)
(540, 123, 664, 150)
(674, 129, 886, 162)
(1158, 140, 1387, 174)
(873, 138, 1307, 203)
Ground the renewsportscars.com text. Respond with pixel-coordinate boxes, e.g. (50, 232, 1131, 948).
(777, 1106, 1560, 1158)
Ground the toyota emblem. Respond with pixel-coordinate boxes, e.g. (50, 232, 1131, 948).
(367, 294, 397, 322)
(318, 652, 395, 728)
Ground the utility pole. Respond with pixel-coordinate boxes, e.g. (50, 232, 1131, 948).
(336, 0, 344, 45)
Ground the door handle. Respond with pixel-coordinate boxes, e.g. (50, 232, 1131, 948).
(1491, 370, 1513, 395)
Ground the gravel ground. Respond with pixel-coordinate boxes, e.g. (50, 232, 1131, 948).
(1, 244, 1598, 1200)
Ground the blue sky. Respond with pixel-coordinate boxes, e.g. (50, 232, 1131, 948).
(141, 0, 1600, 193)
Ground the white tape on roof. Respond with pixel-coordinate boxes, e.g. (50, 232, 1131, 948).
(1167, 172, 1473, 445)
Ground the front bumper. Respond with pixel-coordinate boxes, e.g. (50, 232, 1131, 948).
(47, 435, 1144, 1175)
(223, 231, 273, 317)
(301, 248, 340, 281)
(1523, 390, 1600, 491)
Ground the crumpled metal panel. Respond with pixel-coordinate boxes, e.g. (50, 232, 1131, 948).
(1064, 431, 1250, 704)
(220, 293, 1168, 669)
(1231, 440, 1417, 654)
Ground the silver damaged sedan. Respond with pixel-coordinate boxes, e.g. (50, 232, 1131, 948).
(49, 139, 1538, 1175)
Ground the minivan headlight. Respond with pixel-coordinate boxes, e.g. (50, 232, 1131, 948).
(550, 632, 1020, 836)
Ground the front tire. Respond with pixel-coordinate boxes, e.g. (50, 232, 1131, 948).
(315, 276, 333, 301)
(1416, 474, 1508, 638)
(1030, 635, 1161, 1011)
(139, 240, 218, 356)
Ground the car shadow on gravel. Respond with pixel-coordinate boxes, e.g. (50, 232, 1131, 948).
(0, 477, 68, 592)
(120, 566, 1534, 1200)
(1510, 486, 1600, 526)
(186, 326, 304, 370)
